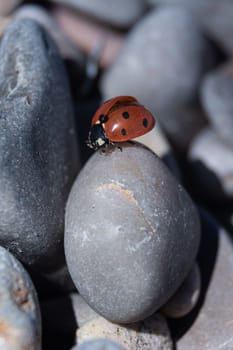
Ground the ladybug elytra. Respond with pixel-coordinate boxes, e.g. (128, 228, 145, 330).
(86, 96, 155, 150)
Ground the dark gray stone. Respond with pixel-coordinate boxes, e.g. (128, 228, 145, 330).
(175, 210, 233, 350)
(0, 246, 41, 350)
(0, 18, 80, 272)
(201, 61, 233, 145)
(161, 263, 201, 318)
(71, 339, 124, 350)
(65, 143, 200, 323)
(50, 0, 146, 29)
(188, 127, 233, 201)
(101, 7, 206, 115)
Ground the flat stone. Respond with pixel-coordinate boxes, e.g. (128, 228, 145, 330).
(76, 313, 173, 350)
(188, 127, 233, 201)
(0, 246, 41, 350)
(201, 60, 233, 145)
(50, 0, 146, 28)
(65, 143, 200, 323)
(101, 7, 206, 115)
(0, 18, 80, 272)
(175, 209, 233, 350)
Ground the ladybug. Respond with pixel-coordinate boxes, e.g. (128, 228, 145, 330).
(86, 96, 155, 150)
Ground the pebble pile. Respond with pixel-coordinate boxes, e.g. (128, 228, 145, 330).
(0, 1, 232, 349)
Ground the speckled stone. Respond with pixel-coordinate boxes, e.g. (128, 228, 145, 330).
(71, 339, 124, 350)
(161, 263, 201, 318)
(201, 61, 233, 144)
(175, 209, 233, 350)
(76, 313, 173, 350)
(14, 4, 84, 63)
(188, 127, 233, 201)
(147, 0, 233, 55)
(65, 143, 200, 323)
(101, 7, 206, 115)
(50, 0, 146, 28)
(0, 246, 41, 350)
(0, 18, 79, 272)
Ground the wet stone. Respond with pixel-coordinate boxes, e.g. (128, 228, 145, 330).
(201, 61, 233, 145)
(0, 18, 80, 272)
(101, 7, 206, 115)
(65, 143, 200, 323)
(188, 127, 233, 202)
(50, 0, 146, 29)
(76, 313, 173, 350)
(0, 246, 41, 350)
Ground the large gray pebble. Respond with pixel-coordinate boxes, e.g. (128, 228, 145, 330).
(101, 7, 206, 114)
(188, 128, 233, 201)
(71, 339, 124, 350)
(65, 143, 200, 323)
(201, 61, 233, 144)
(176, 210, 233, 350)
(147, 0, 233, 55)
(0, 18, 79, 271)
(0, 246, 41, 349)
(50, 0, 146, 28)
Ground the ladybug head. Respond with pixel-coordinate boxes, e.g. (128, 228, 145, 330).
(86, 123, 108, 150)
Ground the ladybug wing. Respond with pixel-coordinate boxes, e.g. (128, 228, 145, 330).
(104, 105, 155, 142)
(91, 96, 139, 126)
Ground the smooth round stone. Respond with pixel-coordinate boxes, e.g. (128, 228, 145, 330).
(175, 209, 233, 350)
(161, 263, 201, 318)
(50, 0, 146, 29)
(0, 0, 21, 16)
(147, 0, 233, 55)
(71, 339, 124, 350)
(188, 127, 233, 201)
(0, 18, 80, 272)
(201, 61, 233, 144)
(14, 4, 84, 63)
(101, 7, 206, 115)
(76, 313, 173, 350)
(0, 246, 41, 350)
(65, 143, 200, 323)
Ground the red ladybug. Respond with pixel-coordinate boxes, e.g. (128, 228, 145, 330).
(86, 96, 155, 150)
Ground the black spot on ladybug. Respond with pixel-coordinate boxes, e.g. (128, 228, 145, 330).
(142, 118, 148, 128)
(122, 111, 130, 119)
(99, 114, 109, 123)
(121, 128, 127, 136)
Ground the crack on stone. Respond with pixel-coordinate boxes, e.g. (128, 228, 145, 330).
(96, 182, 157, 235)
